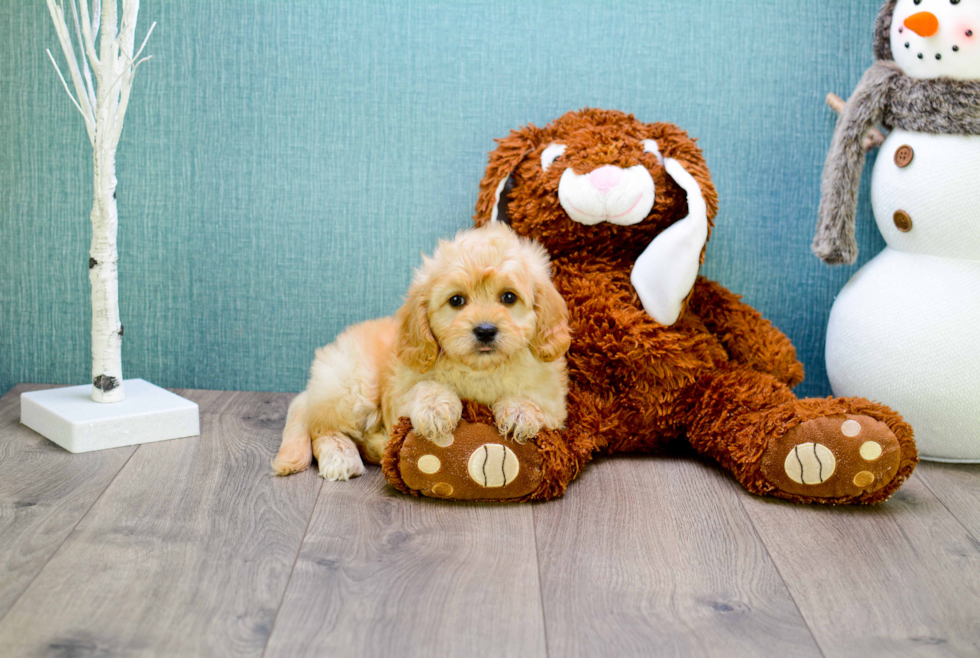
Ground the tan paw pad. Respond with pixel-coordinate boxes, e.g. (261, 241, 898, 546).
(468, 444, 519, 488)
(859, 441, 882, 461)
(783, 443, 836, 485)
(417, 454, 441, 474)
(431, 482, 454, 497)
(853, 471, 875, 488)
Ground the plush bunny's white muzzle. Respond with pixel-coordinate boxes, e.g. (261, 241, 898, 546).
(557, 165, 656, 226)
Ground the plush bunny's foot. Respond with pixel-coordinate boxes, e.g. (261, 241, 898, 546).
(382, 401, 585, 502)
(389, 420, 545, 501)
(761, 414, 904, 501)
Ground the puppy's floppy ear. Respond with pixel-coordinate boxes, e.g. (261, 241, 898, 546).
(395, 281, 439, 372)
(529, 260, 571, 363)
(474, 125, 541, 227)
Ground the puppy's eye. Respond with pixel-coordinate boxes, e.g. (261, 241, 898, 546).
(500, 292, 518, 305)
(449, 295, 466, 308)
(541, 143, 567, 172)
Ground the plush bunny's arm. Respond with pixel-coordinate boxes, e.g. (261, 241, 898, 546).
(688, 278, 804, 387)
(814, 62, 899, 265)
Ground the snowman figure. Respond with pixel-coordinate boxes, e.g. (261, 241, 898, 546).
(815, 0, 980, 461)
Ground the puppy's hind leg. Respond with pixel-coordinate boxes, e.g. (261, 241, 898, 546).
(313, 432, 366, 481)
(272, 392, 314, 476)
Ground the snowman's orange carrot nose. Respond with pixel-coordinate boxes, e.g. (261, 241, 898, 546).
(905, 11, 939, 37)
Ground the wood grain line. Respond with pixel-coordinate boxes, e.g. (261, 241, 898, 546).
(741, 473, 980, 657)
(264, 469, 548, 658)
(533, 455, 822, 658)
(0, 385, 138, 623)
(0, 393, 321, 657)
(915, 462, 980, 541)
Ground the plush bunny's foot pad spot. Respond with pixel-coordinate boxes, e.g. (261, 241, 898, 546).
(394, 420, 544, 501)
(761, 414, 902, 499)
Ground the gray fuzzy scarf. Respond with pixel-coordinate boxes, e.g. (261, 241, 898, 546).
(814, 63, 980, 265)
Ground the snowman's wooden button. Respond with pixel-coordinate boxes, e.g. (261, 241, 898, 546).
(894, 145, 914, 168)
(893, 210, 913, 232)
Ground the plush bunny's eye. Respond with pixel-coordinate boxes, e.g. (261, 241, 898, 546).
(642, 139, 664, 164)
(541, 143, 567, 172)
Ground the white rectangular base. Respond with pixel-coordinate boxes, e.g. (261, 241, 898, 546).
(20, 379, 200, 453)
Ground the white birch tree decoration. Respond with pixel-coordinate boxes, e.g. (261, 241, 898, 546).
(22, 1, 198, 453)
(44, 0, 156, 403)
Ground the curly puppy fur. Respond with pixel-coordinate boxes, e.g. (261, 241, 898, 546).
(414, 108, 915, 504)
(272, 223, 570, 480)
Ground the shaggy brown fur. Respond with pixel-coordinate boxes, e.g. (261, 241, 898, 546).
(385, 109, 917, 504)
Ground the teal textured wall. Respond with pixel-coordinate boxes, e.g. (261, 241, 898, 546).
(0, 0, 886, 399)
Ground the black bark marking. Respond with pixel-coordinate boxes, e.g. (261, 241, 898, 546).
(89, 257, 98, 269)
(113, 190, 117, 200)
(118, 324, 124, 337)
(93, 375, 119, 393)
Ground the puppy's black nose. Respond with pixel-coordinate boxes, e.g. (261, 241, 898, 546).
(473, 323, 498, 343)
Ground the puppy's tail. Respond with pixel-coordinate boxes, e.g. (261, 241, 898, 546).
(272, 391, 313, 476)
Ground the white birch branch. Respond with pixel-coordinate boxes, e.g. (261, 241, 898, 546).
(45, 0, 95, 141)
(69, 0, 97, 110)
(76, 0, 101, 72)
(45, 48, 95, 136)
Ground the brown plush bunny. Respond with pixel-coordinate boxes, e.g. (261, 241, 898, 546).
(384, 108, 918, 504)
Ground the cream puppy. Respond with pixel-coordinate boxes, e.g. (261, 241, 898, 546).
(272, 224, 570, 481)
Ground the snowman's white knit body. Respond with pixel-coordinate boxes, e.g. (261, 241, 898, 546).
(825, 0, 980, 462)
(826, 130, 980, 461)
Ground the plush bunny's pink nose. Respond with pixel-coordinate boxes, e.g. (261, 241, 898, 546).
(588, 165, 623, 195)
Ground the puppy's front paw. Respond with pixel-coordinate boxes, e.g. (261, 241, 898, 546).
(411, 396, 463, 447)
(313, 434, 366, 481)
(493, 398, 546, 444)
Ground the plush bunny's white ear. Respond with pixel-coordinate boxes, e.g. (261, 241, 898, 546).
(630, 158, 709, 326)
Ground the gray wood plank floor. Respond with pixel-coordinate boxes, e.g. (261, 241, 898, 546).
(0, 385, 978, 658)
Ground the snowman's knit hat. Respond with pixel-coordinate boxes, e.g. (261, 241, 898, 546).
(813, 0, 980, 265)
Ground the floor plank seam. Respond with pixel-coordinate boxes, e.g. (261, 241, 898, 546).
(530, 504, 552, 658)
(0, 443, 142, 628)
(729, 477, 829, 658)
(260, 476, 325, 658)
(915, 469, 980, 546)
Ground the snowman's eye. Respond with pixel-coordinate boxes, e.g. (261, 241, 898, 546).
(914, 0, 922, 5)
(951, 0, 961, 5)
(541, 144, 566, 172)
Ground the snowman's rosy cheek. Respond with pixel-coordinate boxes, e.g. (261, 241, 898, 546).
(950, 21, 975, 42)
